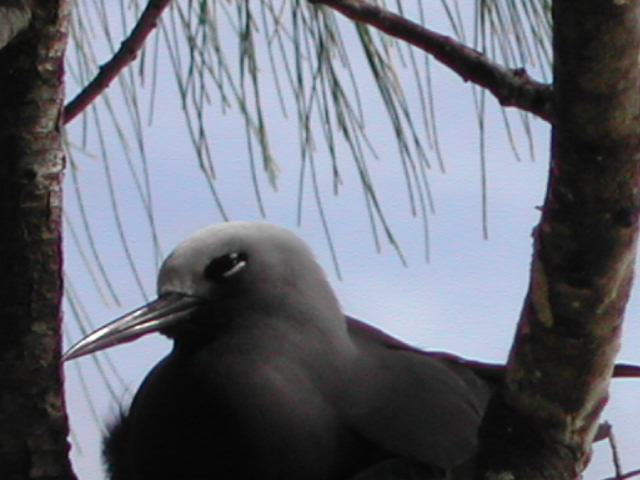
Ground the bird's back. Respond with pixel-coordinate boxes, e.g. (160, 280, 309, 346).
(343, 318, 492, 470)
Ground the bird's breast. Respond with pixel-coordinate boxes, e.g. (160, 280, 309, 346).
(107, 346, 384, 480)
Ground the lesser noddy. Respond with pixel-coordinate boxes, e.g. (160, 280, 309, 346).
(64, 221, 492, 480)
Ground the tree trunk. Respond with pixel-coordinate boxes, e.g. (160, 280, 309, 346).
(479, 2, 640, 478)
(0, 2, 76, 479)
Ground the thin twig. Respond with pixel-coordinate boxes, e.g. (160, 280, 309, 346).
(605, 422, 624, 479)
(613, 364, 640, 377)
(63, 0, 172, 124)
(603, 468, 640, 480)
(422, 353, 640, 383)
(308, 0, 554, 122)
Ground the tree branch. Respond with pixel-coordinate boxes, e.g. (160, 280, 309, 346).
(425, 351, 640, 382)
(63, 0, 171, 124)
(478, 2, 640, 478)
(0, 0, 76, 477)
(605, 468, 640, 480)
(308, 0, 553, 122)
(0, 0, 32, 50)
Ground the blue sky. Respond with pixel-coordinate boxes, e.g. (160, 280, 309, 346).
(61, 4, 640, 478)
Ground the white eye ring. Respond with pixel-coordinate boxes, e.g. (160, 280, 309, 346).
(222, 253, 247, 278)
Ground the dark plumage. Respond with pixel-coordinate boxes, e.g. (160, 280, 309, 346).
(65, 222, 492, 480)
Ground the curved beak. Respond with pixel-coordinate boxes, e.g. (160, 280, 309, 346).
(63, 293, 204, 361)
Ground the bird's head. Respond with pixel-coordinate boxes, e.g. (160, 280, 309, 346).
(63, 221, 341, 361)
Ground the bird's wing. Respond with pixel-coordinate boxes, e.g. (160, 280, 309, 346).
(343, 316, 492, 470)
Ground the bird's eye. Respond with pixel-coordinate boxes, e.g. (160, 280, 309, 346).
(204, 252, 248, 280)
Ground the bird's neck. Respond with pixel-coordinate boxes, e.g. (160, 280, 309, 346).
(171, 291, 355, 360)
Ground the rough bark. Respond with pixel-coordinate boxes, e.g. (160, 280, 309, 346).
(0, 0, 32, 50)
(478, 2, 640, 479)
(0, 1, 75, 479)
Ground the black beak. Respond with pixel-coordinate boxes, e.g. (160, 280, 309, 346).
(63, 293, 204, 361)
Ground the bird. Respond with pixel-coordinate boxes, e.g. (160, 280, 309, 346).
(64, 221, 494, 480)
